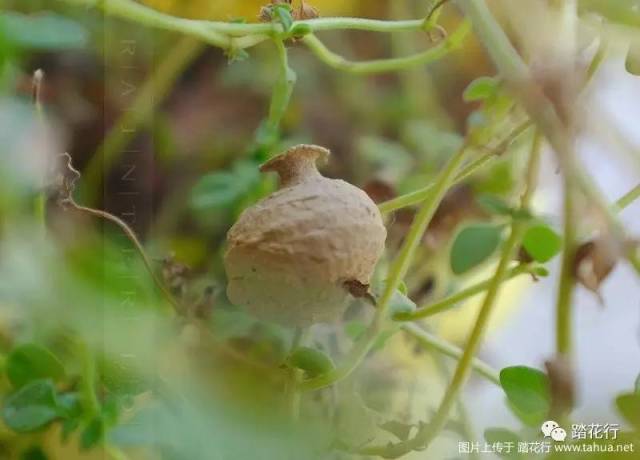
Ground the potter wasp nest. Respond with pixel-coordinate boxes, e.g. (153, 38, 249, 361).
(225, 145, 387, 327)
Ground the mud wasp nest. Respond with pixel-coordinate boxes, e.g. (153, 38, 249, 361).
(225, 144, 386, 326)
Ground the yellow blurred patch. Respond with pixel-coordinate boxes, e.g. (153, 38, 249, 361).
(434, 263, 533, 343)
(140, 0, 360, 21)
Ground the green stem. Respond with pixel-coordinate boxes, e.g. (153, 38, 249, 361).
(378, 121, 532, 213)
(363, 133, 542, 458)
(556, 172, 577, 356)
(456, 0, 635, 257)
(62, 0, 232, 47)
(78, 342, 100, 418)
(301, 21, 470, 74)
(615, 183, 640, 210)
(401, 324, 500, 385)
(399, 263, 540, 320)
(61, 0, 433, 45)
(32, 69, 47, 233)
(81, 36, 204, 205)
(285, 328, 307, 420)
(455, 0, 530, 82)
(377, 146, 471, 314)
(254, 39, 297, 159)
(69, 201, 179, 313)
(300, 143, 470, 392)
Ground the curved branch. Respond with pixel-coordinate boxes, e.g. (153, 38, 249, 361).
(378, 121, 532, 213)
(302, 21, 470, 74)
(60, 0, 439, 49)
(399, 264, 541, 321)
(401, 324, 500, 385)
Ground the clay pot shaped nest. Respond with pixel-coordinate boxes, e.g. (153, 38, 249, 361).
(224, 144, 387, 327)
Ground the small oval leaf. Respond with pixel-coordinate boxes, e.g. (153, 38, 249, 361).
(190, 161, 260, 211)
(450, 224, 503, 275)
(388, 289, 417, 320)
(463, 76, 499, 102)
(477, 194, 513, 216)
(500, 366, 551, 426)
(287, 347, 334, 378)
(522, 224, 563, 263)
(6, 343, 65, 388)
(2, 380, 60, 432)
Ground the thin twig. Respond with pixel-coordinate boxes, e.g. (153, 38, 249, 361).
(67, 201, 181, 313)
(301, 20, 470, 74)
(399, 263, 541, 320)
(32, 69, 47, 232)
(361, 131, 543, 458)
(401, 324, 500, 385)
(253, 38, 297, 159)
(426, 0, 453, 23)
(616, 183, 640, 210)
(378, 120, 532, 213)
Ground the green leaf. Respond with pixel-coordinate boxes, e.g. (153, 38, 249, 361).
(484, 428, 522, 458)
(20, 446, 48, 460)
(477, 195, 532, 221)
(80, 417, 104, 450)
(99, 355, 147, 396)
(477, 194, 513, 216)
(344, 321, 367, 341)
(635, 373, 640, 395)
(533, 266, 550, 277)
(6, 343, 65, 388)
(463, 76, 499, 102)
(56, 393, 82, 419)
(60, 418, 80, 442)
(450, 224, 503, 275)
(388, 289, 417, 320)
(2, 380, 61, 432)
(522, 224, 563, 263)
(287, 347, 335, 378)
(615, 393, 640, 430)
(273, 4, 294, 32)
(190, 160, 260, 211)
(0, 12, 88, 50)
(500, 366, 550, 426)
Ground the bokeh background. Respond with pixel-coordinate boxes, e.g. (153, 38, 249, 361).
(0, 1, 639, 459)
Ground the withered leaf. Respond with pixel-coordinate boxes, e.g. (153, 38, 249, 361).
(545, 356, 575, 418)
(572, 237, 618, 302)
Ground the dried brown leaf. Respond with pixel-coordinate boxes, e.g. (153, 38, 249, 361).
(572, 237, 618, 302)
(545, 356, 575, 418)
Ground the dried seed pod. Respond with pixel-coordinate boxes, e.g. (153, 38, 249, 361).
(572, 237, 618, 302)
(225, 144, 387, 327)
